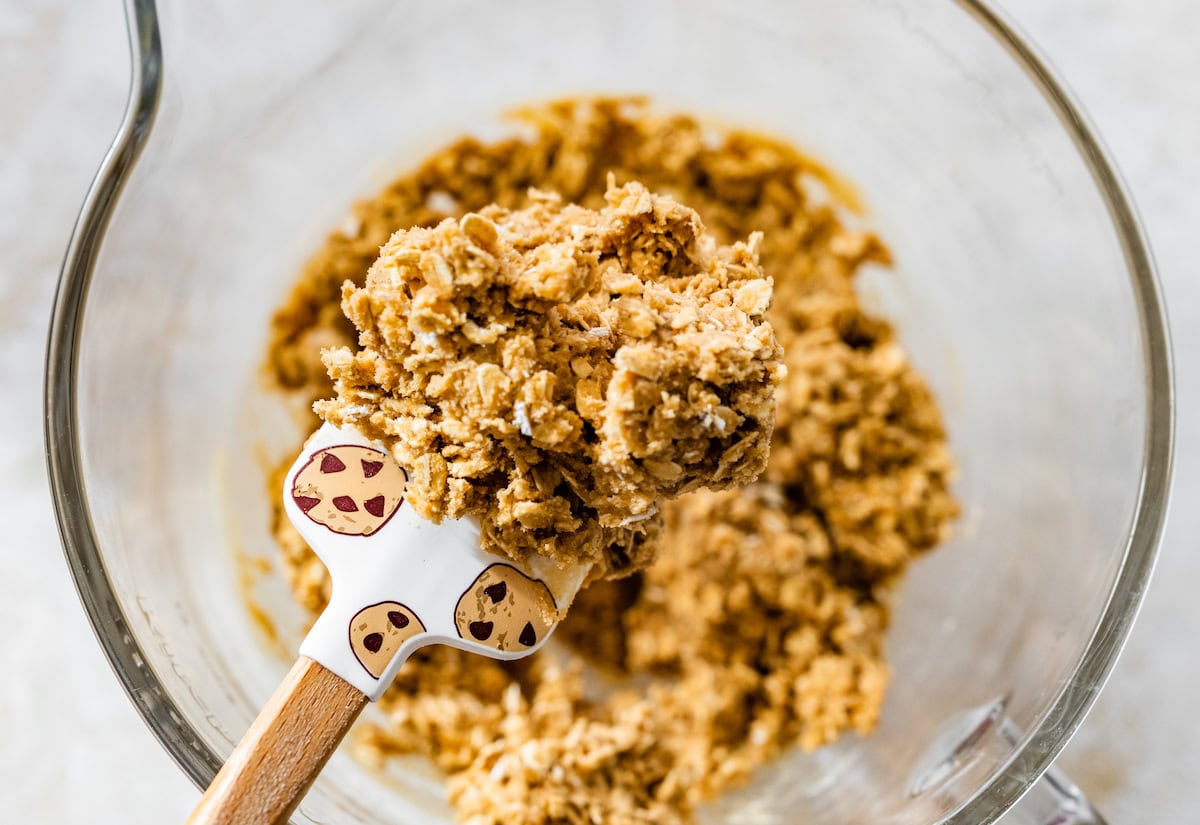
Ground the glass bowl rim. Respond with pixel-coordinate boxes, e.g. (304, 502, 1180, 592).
(43, 1, 1175, 822)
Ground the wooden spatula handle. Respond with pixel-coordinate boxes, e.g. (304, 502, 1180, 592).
(186, 657, 368, 825)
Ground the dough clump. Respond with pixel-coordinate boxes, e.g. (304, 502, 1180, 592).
(318, 181, 783, 577)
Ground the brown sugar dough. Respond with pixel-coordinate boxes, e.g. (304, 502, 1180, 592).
(266, 98, 960, 825)
(454, 563, 558, 652)
(348, 601, 426, 678)
(290, 444, 407, 536)
(316, 180, 784, 577)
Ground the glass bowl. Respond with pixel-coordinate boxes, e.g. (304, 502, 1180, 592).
(46, 0, 1173, 823)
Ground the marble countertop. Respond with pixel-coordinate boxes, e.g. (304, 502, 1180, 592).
(1, 0, 1195, 821)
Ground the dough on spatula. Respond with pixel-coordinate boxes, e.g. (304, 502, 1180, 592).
(318, 181, 783, 577)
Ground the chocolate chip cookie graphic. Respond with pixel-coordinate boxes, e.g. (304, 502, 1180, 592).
(454, 564, 558, 653)
(348, 601, 426, 678)
(291, 444, 406, 536)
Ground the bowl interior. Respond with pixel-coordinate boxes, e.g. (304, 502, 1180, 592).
(71, 1, 1153, 822)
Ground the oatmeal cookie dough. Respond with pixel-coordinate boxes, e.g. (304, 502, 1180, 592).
(317, 181, 782, 577)
(267, 98, 959, 825)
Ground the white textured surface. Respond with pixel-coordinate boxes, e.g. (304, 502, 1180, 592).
(0, 0, 1195, 821)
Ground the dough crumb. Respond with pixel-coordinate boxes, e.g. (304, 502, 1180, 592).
(317, 180, 783, 577)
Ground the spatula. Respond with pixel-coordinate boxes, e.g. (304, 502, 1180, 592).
(186, 422, 591, 825)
